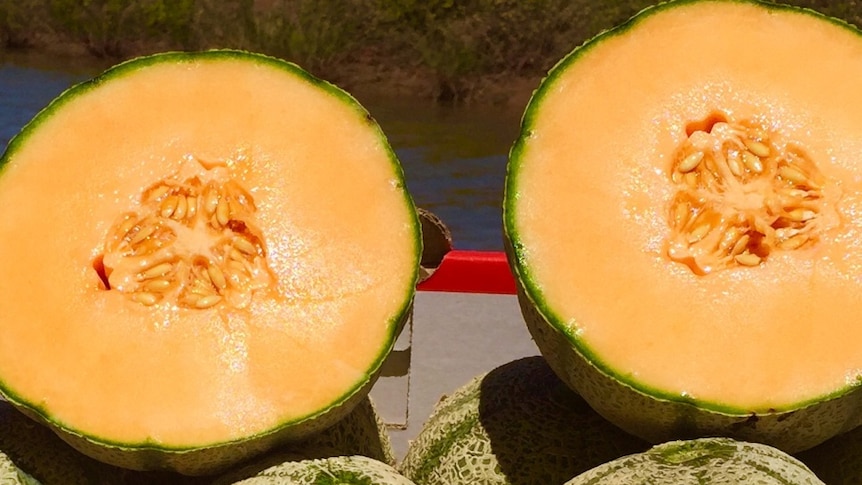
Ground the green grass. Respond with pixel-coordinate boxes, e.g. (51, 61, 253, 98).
(1, 0, 860, 103)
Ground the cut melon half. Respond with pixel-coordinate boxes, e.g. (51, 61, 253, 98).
(0, 50, 420, 475)
(504, 0, 862, 452)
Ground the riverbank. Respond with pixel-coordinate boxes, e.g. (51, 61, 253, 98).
(2, 0, 860, 105)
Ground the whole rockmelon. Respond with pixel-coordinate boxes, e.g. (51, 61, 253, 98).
(0, 50, 420, 475)
(565, 438, 824, 484)
(399, 356, 649, 485)
(504, 0, 862, 453)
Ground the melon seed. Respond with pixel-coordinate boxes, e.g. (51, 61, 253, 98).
(666, 118, 826, 274)
(677, 151, 704, 173)
(102, 162, 274, 310)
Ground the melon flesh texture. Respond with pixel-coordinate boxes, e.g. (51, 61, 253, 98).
(0, 52, 418, 473)
(506, 0, 862, 432)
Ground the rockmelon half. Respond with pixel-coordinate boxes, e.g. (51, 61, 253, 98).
(504, 0, 862, 453)
(0, 50, 420, 475)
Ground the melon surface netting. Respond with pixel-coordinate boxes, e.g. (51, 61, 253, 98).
(504, 0, 862, 447)
(0, 50, 419, 469)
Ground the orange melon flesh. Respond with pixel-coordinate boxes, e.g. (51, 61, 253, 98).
(512, 2, 862, 411)
(0, 55, 418, 447)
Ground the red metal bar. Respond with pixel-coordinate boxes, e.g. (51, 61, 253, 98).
(417, 250, 517, 295)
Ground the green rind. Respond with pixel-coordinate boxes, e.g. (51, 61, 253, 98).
(565, 438, 825, 484)
(215, 455, 415, 485)
(0, 50, 421, 476)
(398, 356, 650, 485)
(503, 0, 862, 453)
(0, 398, 210, 485)
(0, 394, 394, 484)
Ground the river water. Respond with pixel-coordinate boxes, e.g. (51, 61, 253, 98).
(0, 53, 525, 251)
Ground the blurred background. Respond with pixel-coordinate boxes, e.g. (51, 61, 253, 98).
(1, 0, 858, 249)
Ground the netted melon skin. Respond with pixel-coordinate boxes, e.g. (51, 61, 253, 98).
(399, 356, 650, 485)
(294, 396, 396, 467)
(565, 438, 825, 484)
(0, 450, 38, 485)
(216, 455, 414, 485)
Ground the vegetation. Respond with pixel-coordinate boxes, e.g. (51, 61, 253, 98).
(1, 0, 860, 103)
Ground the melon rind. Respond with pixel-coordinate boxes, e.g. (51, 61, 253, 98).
(0, 395, 393, 484)
(399, 356, 650, 485)
(214, 455, 415, 485)
(0, 50, 420, 476)
(503, 0, 862, 454)
(565, 438, 824, 484)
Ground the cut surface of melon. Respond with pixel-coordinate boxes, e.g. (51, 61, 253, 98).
(0, 51, 419, 458)
(506, 1, 862, 415)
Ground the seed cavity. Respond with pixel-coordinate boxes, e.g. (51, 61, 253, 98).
(100, 158, 274, 309)
(666, 116, 828, 274)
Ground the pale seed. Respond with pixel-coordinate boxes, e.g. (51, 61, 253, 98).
(138, 262, 174, 280)
(194, 294, 222, 309)
(688, 222, 712, 244)
(143, 279, 172, 292)
(743, 139, 770, 158)
(146, 184, 171, 202)
(131, 292, 159, 306)
(229, 248, 248, 262)
(734, 252, 762, 266)
(779, 234, 809, 250)
(677, 151, 704, 173)
(186, 196, 197, 218)
(673, 202, 690, 228)
(132, 238, 163, 256)
(731, 234, 750, 256)
(129, 225, 157, 245)
(207, 265, 228, 290)
(160, 195, 179, 218)
(779, 165, 809, 185)
(775, 228, 799, 240)
(233, 237, 258, 255)
(204, 187, 220, 215)
(742, 152, 763, 174)
(728, 155, 743, 177)
(190, 283, 216, 296)
(174, 195, 188, 220)
(718, 229, 740, 252)
(216, 198, 230, 226)
(786, 208, 816, 222)
(116, 216, 137, 238)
